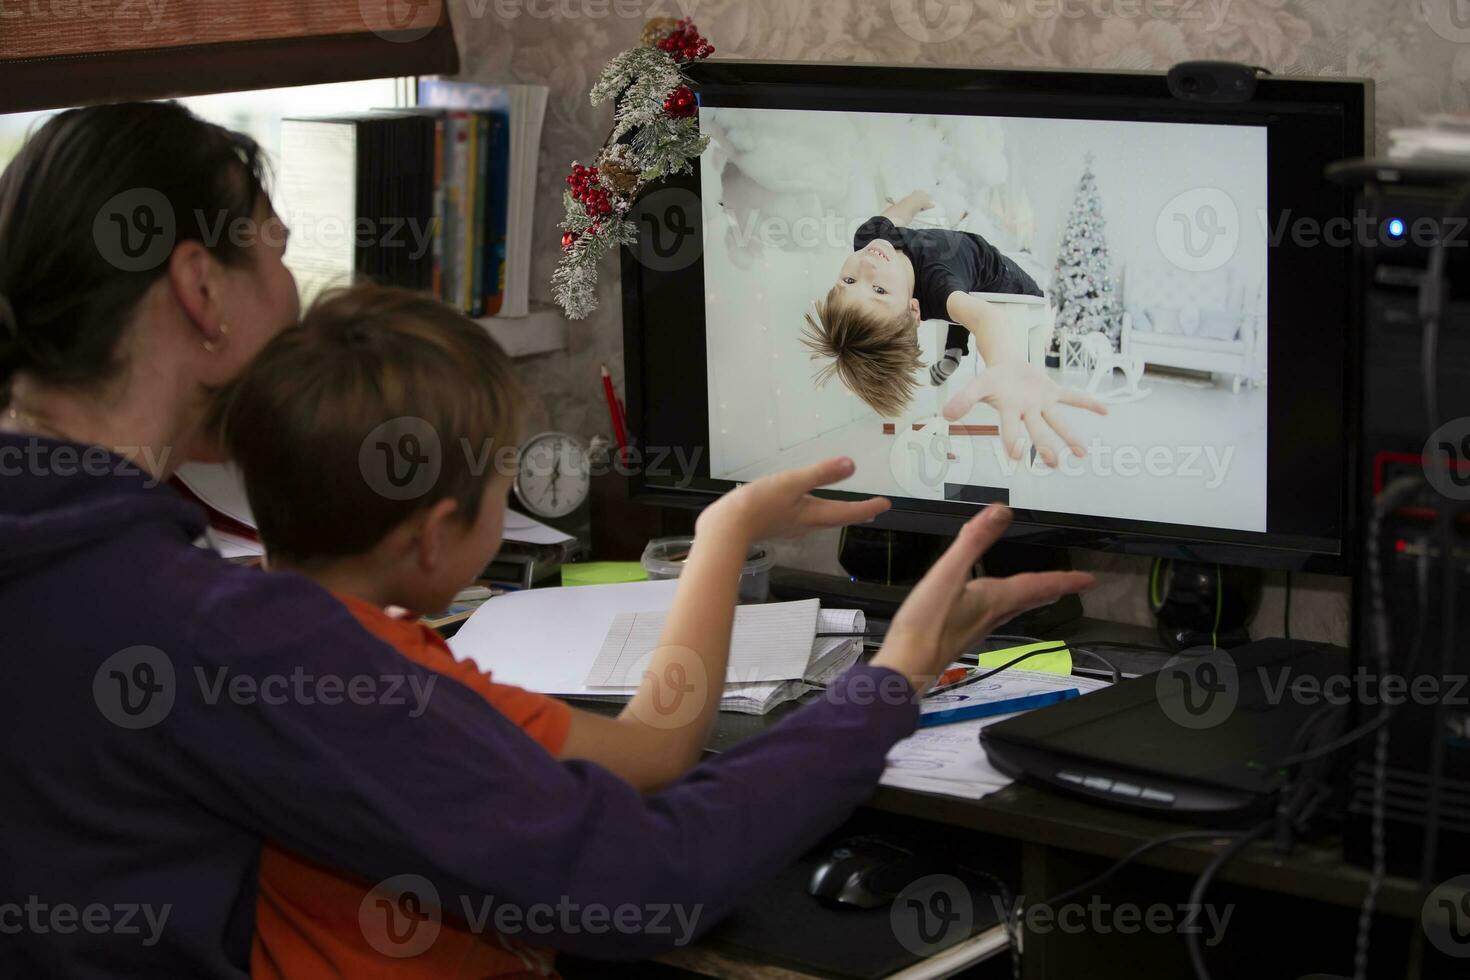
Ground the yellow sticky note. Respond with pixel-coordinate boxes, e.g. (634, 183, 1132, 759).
(561, 562, 649, 588)
(975, 641, 1072, 676)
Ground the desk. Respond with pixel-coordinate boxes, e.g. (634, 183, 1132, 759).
(566, 628, 1426, 979)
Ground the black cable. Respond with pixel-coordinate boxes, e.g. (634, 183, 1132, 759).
(1283, 571, 1293, 640)
(1347, 476, 1429, 980)
(1039, 830, 1235, 911)
(954, 862, 1022, 980)
(1069, 648, 1123, 685)
(1355, 689, 1394, 980)
(1405, 182, 1470, 980)
(984, 633, 1046, 646)
(1009, 825, 1282, 980)
(1063, 638, 1175, 654)
(816, 631, 1123, 683)
(1185, 821, 1273, 980)
(951, 645, 1071, 690)
(975, 634, 1127, 683)
(1011, 828, 1240, 980)
(1279, 708, 1377, 772)
(1006, 828, 1263, 980)
(1278, 701, 1351, 768)
(1410, 505, 1457, 979)
(1278, 544, 1428, 771)
(967, 634, 1123, 683)
(960, 640, 1122, 685)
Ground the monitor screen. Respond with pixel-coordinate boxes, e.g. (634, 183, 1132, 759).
(623, 63, 1369, 572)
(703, 106, 1268, 534)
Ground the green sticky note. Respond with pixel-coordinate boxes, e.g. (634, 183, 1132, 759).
(975, 641, 1072, 676)
(561, 562, 649, 588)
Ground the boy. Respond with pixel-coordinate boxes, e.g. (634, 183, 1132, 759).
(222, 285, 890, 978)
(803, 190, 1106, 466)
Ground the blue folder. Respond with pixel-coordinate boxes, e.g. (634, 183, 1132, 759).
(917, 687, 1080, 728)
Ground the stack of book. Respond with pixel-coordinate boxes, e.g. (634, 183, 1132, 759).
(278, 82, 548, 318)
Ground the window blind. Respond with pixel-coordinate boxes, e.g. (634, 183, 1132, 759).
(0, 0, 458, 112)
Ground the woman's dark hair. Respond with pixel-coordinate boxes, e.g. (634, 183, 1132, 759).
(0, 101, 270, 405)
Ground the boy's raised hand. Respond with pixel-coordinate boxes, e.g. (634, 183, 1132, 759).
(872, 506, 1095, 694)
(943, 360, 1108, 468)
(699, 457, 890, 542)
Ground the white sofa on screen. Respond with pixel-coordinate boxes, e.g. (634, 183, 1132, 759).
(1119, 264, 1263, 393)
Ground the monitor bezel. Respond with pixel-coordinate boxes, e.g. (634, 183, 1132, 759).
(620, 60, 1371, 574)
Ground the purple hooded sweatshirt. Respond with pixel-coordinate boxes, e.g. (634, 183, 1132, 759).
(0, 433, 920, 978)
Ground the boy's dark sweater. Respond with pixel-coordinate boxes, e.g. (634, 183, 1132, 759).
(855, 214, 1042, 325)
(0, 433, 919, 978)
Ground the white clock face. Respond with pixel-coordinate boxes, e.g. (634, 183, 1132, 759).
(515, 433, 591, 520)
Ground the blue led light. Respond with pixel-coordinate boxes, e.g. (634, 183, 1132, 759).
(1387, 218, 1405, 238)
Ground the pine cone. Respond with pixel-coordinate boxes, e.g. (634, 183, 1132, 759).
(597, 146, 641, 195)
(641, 17, 679, 47)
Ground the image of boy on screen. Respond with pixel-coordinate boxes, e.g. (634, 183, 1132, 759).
(801, 190, 1107, 467)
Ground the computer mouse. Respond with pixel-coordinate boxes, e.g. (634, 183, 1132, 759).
(808, 835, 931, 910)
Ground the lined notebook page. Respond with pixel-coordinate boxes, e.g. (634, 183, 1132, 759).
(585, 599, 820, 688)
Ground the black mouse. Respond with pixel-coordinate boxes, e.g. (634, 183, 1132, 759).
(808, 835, 933, 910)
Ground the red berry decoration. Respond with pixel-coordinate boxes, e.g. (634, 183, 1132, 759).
(561, 230, 579, 252)
(656, 19, 713, 64)
(566, 163, 619, 220)
(664, 85, 696, 120)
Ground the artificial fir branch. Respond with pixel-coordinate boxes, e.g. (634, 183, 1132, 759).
(552, 18, 714, 319)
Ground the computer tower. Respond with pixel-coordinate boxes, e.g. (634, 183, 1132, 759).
(1340, 165, 1470, 879)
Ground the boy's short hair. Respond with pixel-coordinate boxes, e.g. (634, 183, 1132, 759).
(223, 284, 522, 566)
(801, 287, 922, 417)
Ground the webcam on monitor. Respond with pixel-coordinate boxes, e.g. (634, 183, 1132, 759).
(1167, 61, 1265, 104)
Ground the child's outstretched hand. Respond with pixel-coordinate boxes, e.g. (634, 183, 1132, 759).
(942, 360, 1108, 467)
(873, 505, 1095, 693)
(699, 457, 891, 542)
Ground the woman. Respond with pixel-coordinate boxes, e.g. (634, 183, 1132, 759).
(0, 102, 1091, 978)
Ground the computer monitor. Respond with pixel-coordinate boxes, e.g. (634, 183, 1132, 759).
(622, 62, 1370, 573)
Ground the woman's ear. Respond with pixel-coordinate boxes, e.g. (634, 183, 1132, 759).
(415, 498, 464, 573)
(909, 298, 922, 325)
(167, 240, 229, 346)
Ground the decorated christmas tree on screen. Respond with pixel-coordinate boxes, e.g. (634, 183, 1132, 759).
(1052, 154, 1122, 349)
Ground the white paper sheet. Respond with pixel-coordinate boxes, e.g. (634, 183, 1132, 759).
(176, 462, 257, 530)
(449, 582, 862, 716)
(206, 527, 264, 560)
(502, 510, 575, 546)
(882, 713, 1023, 798)
(449, 580, 683, 695)
(585, 599, 819, 688)
(882, 671, 1111, 801)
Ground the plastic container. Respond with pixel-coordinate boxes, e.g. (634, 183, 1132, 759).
(641, 536, 775, 604)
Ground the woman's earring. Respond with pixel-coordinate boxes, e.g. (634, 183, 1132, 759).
(203, 322, 231, 354)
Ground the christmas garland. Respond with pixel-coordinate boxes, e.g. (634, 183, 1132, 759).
(552, 18, 714, 320)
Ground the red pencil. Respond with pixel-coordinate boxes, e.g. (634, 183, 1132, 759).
(601, 365, 629, 464)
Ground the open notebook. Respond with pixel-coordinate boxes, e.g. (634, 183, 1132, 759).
(449, 580, 866, 715)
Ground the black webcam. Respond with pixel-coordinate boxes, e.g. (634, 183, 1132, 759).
(1167, 61, 1265, 104)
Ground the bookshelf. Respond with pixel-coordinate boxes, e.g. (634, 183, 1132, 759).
(278, 82, 553, 351)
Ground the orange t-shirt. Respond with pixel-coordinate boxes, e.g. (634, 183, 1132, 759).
(251, 594, 573, 980)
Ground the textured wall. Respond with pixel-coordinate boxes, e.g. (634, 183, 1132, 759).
(446, 0, 1467, 642)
